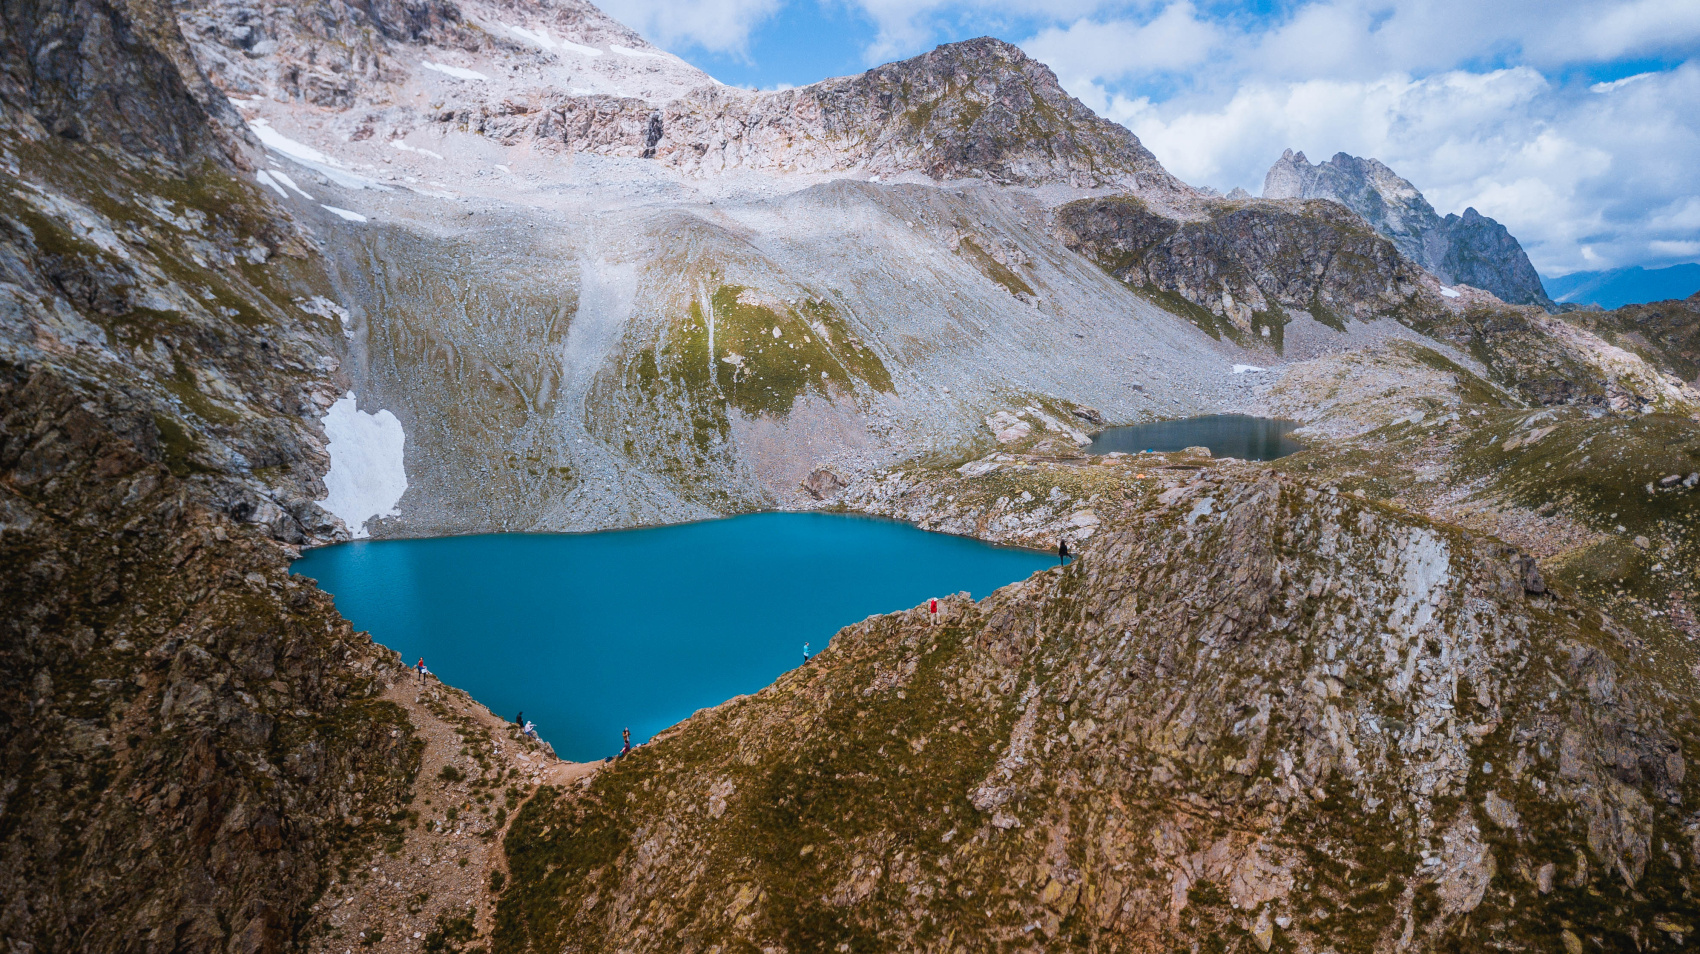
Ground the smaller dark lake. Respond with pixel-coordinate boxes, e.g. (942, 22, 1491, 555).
(1087, 414, 1302, 460)
(291, 513, 1052, 762)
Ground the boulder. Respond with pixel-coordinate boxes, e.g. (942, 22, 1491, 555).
(802, 468, 848, 500)
(985, 410, 1032, 444)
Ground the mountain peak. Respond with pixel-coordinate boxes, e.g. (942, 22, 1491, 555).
(1262, 148, 1553, 308)
(806, 36, 1186, 189)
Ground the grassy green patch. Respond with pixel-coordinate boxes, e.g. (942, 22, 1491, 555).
(493, 617, 1017, 953)
(956, 236, 1035, 298)
(151, 413, 214, 477)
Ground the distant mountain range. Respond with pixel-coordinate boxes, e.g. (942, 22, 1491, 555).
(1544, 263, 1700, 309)
(1262, 150, 1555, 309)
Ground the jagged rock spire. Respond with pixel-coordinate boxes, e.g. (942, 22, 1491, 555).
(1261, 148, 1554, 308)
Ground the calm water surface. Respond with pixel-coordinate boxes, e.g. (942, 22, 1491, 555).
(1088, 414, 1301, 460)
(292, 513, 1052, 761)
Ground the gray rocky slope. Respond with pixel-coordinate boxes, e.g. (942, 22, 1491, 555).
(1263, 149, 1556, 310)
(3, 0, 1700, 952)
(150, 0, 1546, 538)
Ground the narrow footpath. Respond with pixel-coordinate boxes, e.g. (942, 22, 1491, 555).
(304, 669, 597, 954)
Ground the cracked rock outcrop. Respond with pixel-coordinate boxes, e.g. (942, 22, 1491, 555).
(1055, 194, 1444, 343)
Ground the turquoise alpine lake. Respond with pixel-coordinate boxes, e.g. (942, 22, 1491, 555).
(291, 512, 1053, 762)
(1088, 414, 1302, 460)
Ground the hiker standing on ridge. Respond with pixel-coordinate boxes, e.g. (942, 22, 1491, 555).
(621, 728, 632, 756)
(929, 597, 939, 626)
(802, 642, 811, 663)
(514, 710, 523, 726)
(1058, 538, 1070, 566)
(416, 658, 427, 683)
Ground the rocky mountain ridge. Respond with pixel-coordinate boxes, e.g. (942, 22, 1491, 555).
(0, 3, 477, 949)
(1550, 265, 1700, 311)
(456, 35, 1191, 189)
(178, 0, 1191, 196)
(1263, 150, 1556, 310)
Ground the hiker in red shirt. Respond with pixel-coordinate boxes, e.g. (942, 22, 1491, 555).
(929, 597, 939, 626)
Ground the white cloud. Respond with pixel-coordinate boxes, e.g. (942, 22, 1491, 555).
(1025, 5, 1220, 87)
(850, 0, 1102, 61)
(1530, 0, 1700, 63)
(1650, 239, 1700, 257)
(606, 0, 1700, 74)
(1649, 196, 1700, 231)
(1243, 0, 1700, 81)
(1591, 72, 1655, 93)
(596, 0, 788, 54)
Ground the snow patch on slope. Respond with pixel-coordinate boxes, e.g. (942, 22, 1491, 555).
(559, 39, 606, 58)
(423, 61, 490, 81)
(502, 23, 603, 57)
(390, 139, 444, 160)
(269, 169, 313, 199)
(319, 393, 407, 538)
(248, 119, 337, 165)
(255, 170, 288, 199)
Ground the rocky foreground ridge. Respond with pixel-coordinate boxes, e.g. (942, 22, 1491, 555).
(496, 454, 1700, 953)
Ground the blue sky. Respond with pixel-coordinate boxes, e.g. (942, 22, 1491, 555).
(598, 0, 1700, 277)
